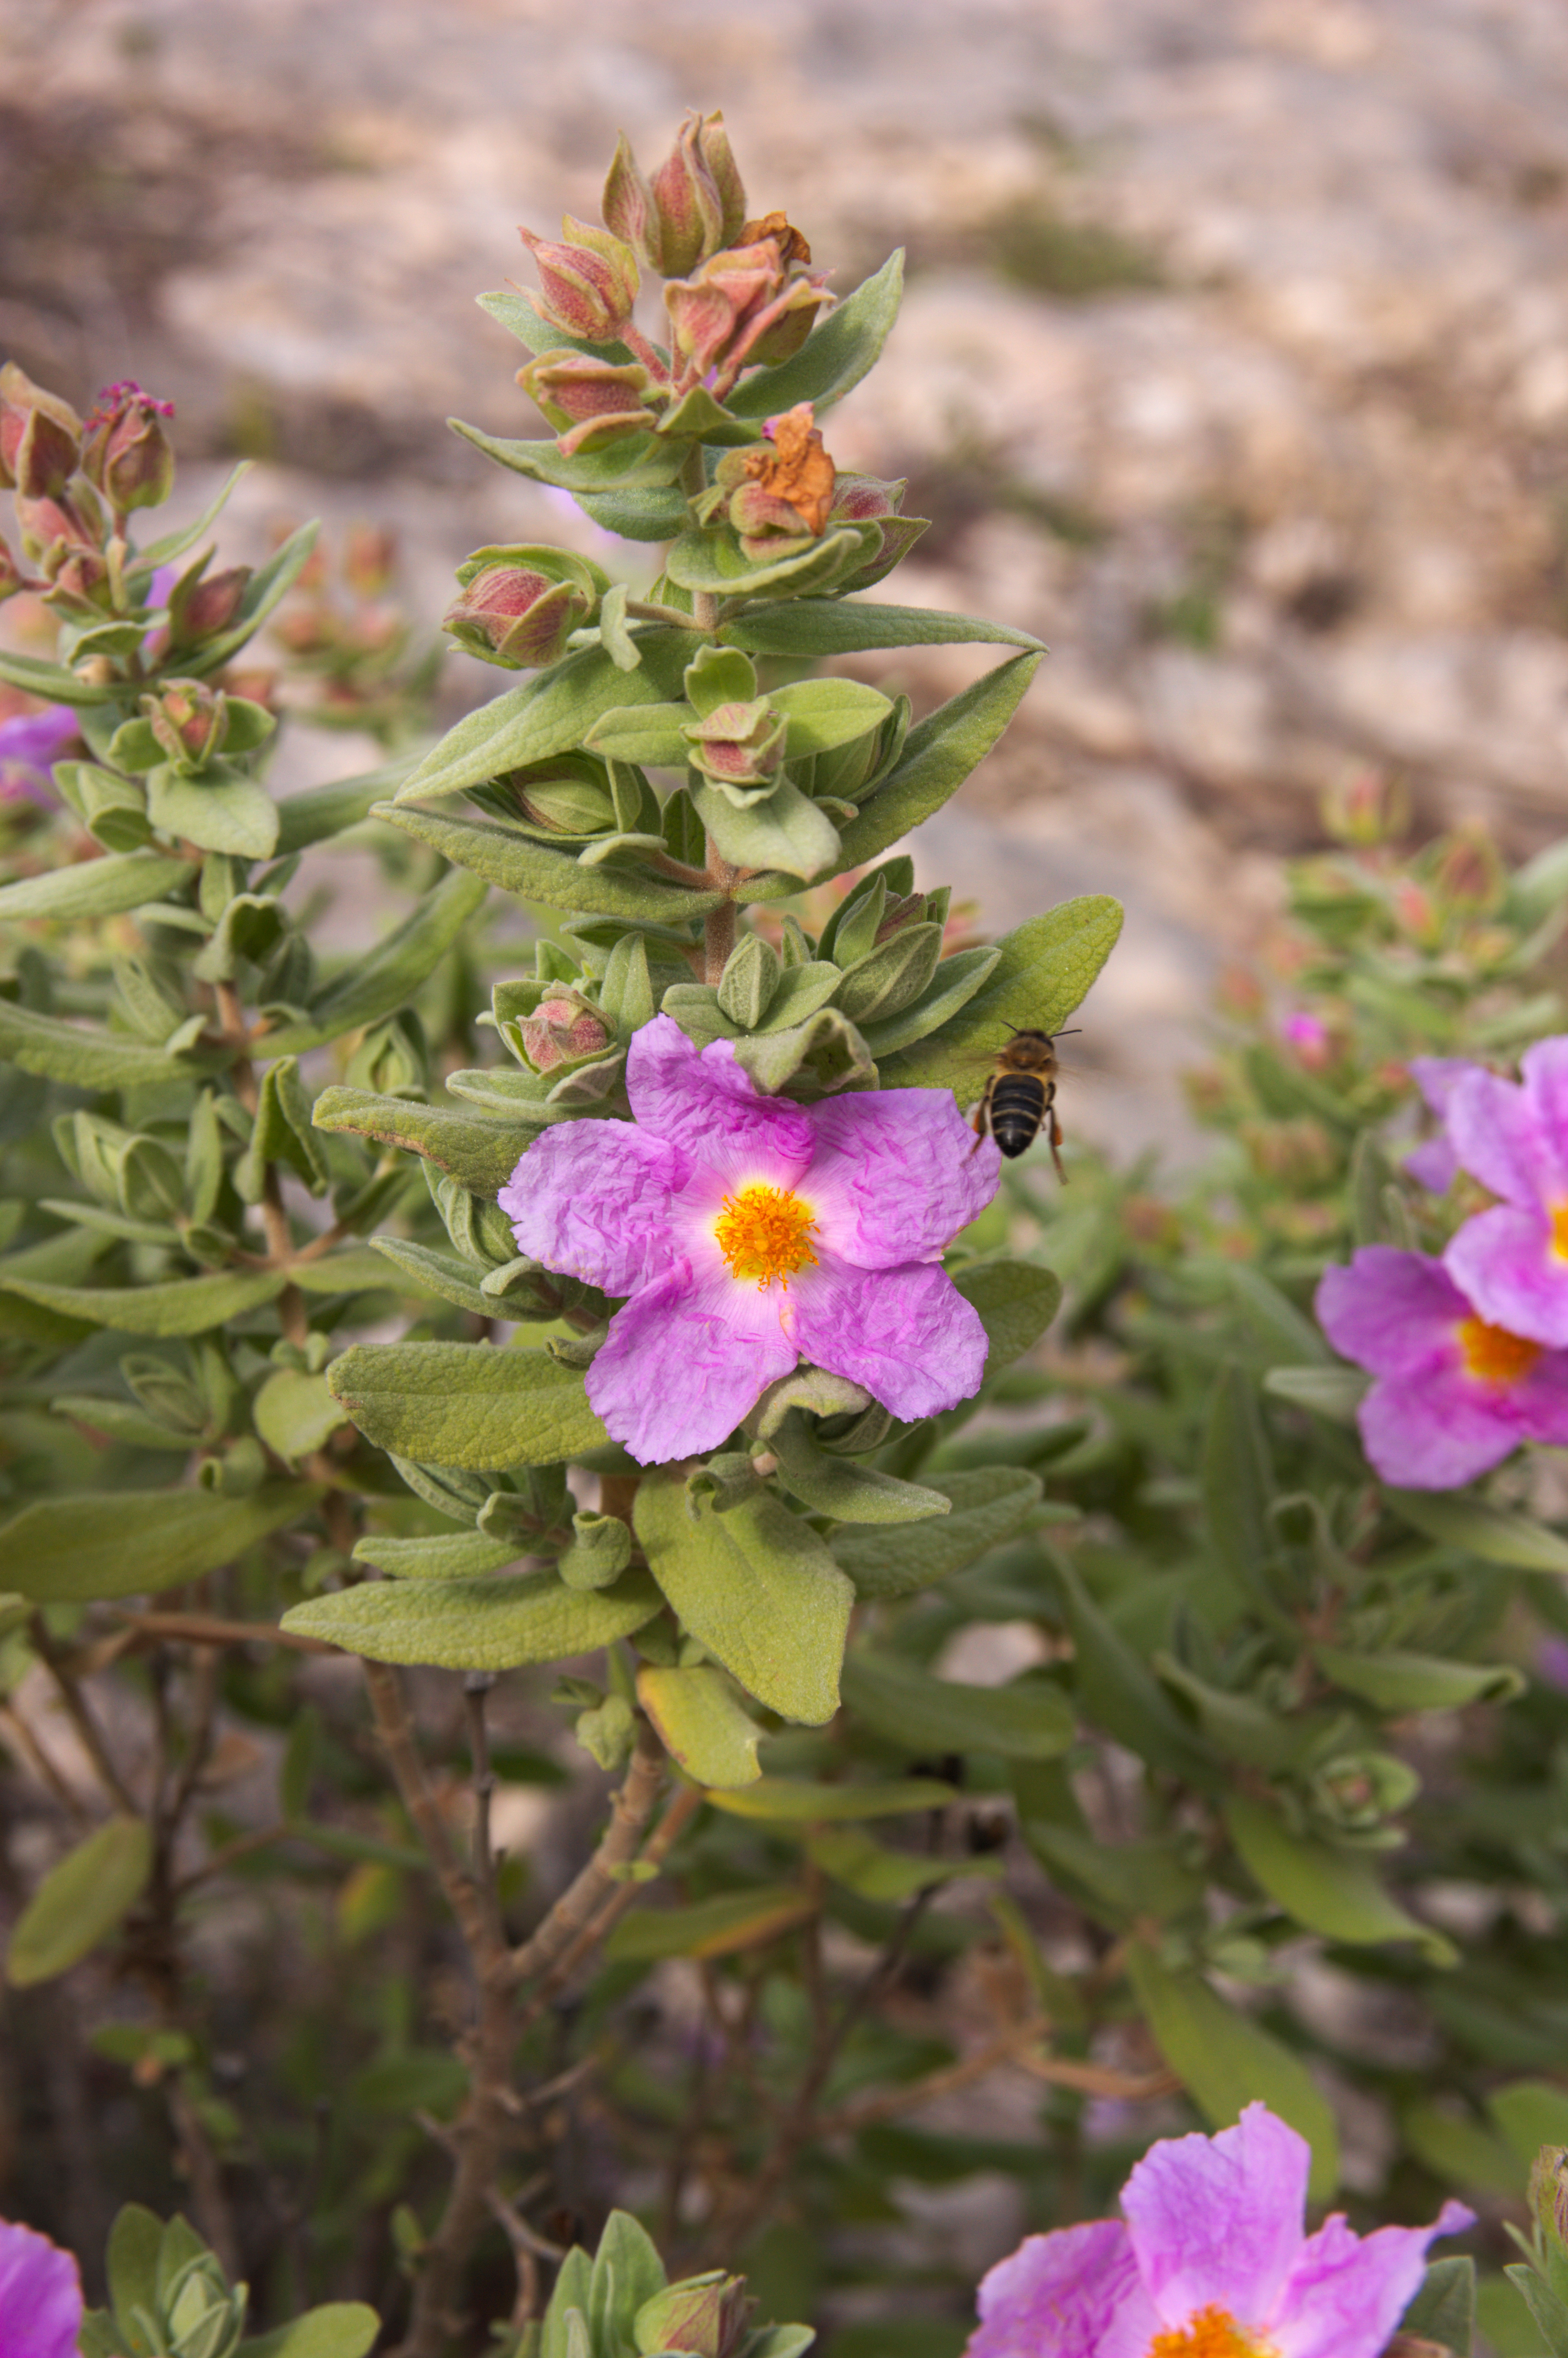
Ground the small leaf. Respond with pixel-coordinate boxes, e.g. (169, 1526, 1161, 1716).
(352, 1530, 522, 1579)
(604, 1885, 815, 1962)
(841, 1649, 1074, 1761)
(636, 1664, 763, 1789)
(253, 1368, 349, 1464)
(732, 1005, 875, 1099)
(634, 1475, 853, 1726)
(770, 1412, 950, 1524)
(877, 897, 1123, 1096)
(260, 870, 488, 1055)
(857, 946, 1001, 1062)
(1400, 2257, 1476, 2357)
(236, 2308, 380, 2358)
(273, 753, 420, 854)
(831, 1468, 1043, 1600)
(1056, 1557, 1215, 1783)
(0, 999, 223, 1091)
(105, 2204, 163, 2330)
(1225, 1795, 1455, 1963)
(7, 1816, 152, 1986)
(720, 601, 1044, 659)
(1384, 1488, 1568, 1575)
(691, 775, 841, 883)
(281, 1568, 662, 1669)
(326, 1340, 607, 1466)
(1125, 1939, 1340, 2199)
(558, 1511, 633, 1590)
(0, 851, 196, 923)
(312, 1087, 528, 1197)
(769, 677, 895, 756)
(953, 1258, 1062, 1371)
(1314, 1644, 1525, 1712)
(665, 525, 874, 601)
(807, 1826, 1001, 1904)
(0, 1265, 286, 1336)
(827, 654, 1042, 877)
(391, 633, 690, 803)
(448, 419, 687, 491)
(0, 1484, 312, 1601)
(377, 800, 722, 922)
(1204, 1361, 1289, 1626)
(703, 1777, 956, 1822)
(727, 250, 904, 417)
(1491, 2082, 1568, 2165)
(1262, 1366, 1369, 1424)
(146, 767, 279, 860)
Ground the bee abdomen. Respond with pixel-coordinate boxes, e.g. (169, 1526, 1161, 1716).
(990, 1074, 1048, 1157)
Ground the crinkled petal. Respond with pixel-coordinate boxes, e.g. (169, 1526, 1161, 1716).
(587, 1264, 796, 1464)
(1444, 1204, 1568, 1348)
(1269, 2201, 1475, 2358)
(626, 1015, 815, 1184)
(1404, 1138, 1458, 1194)
(1357, 1370, 1521, 1488)
(500, 1121, 689, 1295)
(0, 2218, 84, 2358)
(1522, 1036, 1568, 1158)
(789, 1257, 990, 1422)
(1122, 2102, 1309, 2333)
(1407, 1055, 1477, 1119)
(1316, 1248, 1469, 1380)
(804, 1088, 1001, 1267)
(1512, 1345, 1568, 1444)
(1448, 1066, 1568, 1210)
(967, 2220, 1157, 2358)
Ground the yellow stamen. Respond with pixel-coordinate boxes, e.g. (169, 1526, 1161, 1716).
(1552, 1202, 1568, 1261)
(1458, 1316, 1542, 1387)
(1147, 2308, 1273, 2358)
(713, 1183, 819, 1290)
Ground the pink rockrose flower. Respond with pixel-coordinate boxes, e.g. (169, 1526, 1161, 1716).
(1316, 1244, 1568, 1488)
(967, 2102, 1471, 2358)
(0, 705, 78, 809)
(0, 2214, 84, 2358)
(1403, 1055, 1474, 1194)
(500, 1013, 1000, 1465)
(1280, 1011, 1331, 1071)
(1440, 1037, 1568, 1346)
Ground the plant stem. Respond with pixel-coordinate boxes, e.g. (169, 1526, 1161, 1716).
(508, 1716, 668, 1986)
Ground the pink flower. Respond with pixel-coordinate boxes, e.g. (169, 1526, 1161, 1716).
(1280, 1011, 1330, 1070)
(967, 2104, 1471, 2358)
(0, 705, 77, 808)
(1403, 1055, 1473, 1193)
(1440, 1037, 1568, 1346)
(0, 2215, 83, 2358)
(1316, 1244, 1568, 1488)
(500, 1013, 999, 1464)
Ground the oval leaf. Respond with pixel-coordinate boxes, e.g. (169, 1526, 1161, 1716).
(878, 898, 1124, 1097)
(1, 1484, 312, 1602)
(326, 1340, 607, 1467)
(8, 1816, 153, 1986)
(832, 1467, 1043, 1600)
(281, 1568, 661, 1670)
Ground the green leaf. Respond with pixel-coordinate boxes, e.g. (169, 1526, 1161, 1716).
(236, 2305, 382, 2358)
(704, 1776, 956, 1822)
(691, 775, 841, 884)
(605, 1884, 816, 1962)
(1261, 1366, 1369, 1424)
(1491, 2082, 1568, 2164)
(375, 800, 722, 921)
(857, 946, 1001, 1062)
(721, 601, 1044, 659)
(728, 250, 905, 417)
(7, 1816, 152, 1986)
(841, 1649, 1074, 1761)
(769, 677, 895, 756)
(391, 632, 690, 803)
(877, 897, 1124, 1096)
(953, 1258, 1062, 1373)
(253, 1368, 349, 1464)
(0, 1264, 285, 1335)
(367, 1236, 514, 1319)
(326, 1340, 607, 1466)
(105, 2203, 164, 2330)
(352, 1530, 522, 1579)
(831, 1468, 1043, 1599)
(1401, 2257, 1476, 2357)
(634, 1475, 853, 1726)
(770, 1412, 951, 1524)
(557, 1511, 633, 1590)
(0, 1483, 311, 1601)
(1204, 1362, 1289, 1626)
(807, 1825, 1001, 1903)
(273, 753, 421, 854)
(1384, 1488, 1568, 1574)
(281, 1567, 661, 1670)
(665, 525, 875, 601)
(183, 518, 322, 675)
(590, 2214, 667, 2354)
(1314, 1644, 1525, 1711)
(293, 1247, 412, 1296)
(312, 1087, 527, 1197)
(146, 766, 279, 860)
(448, 418, 687, 491)
(1125, 1939, 1340, 2199)
(575, 483, 693, 541)
(827, 654, 1042, 876)
(1055, 1557, 1215, 1781)
(636, 1664, 763, 1789)
(0, 851, 196, 923)
(476, 287, 634, 364)
(0, 647, 123, 705)
(132, 460, 250, 569)
(1404, 2104, 1521, 2199)
(0, 998, 222, 1091)
(260, 871, 489, 1055)
(582, 700, 693, 765)
(1503, 2268, 1568, 2358)
(1226, 1795, 1456, 1962)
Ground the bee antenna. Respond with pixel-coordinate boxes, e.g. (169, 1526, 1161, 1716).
(1055, 1027, 1082, 1038)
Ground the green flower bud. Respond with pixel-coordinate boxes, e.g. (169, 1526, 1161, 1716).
(165, 2251, 246, 2358)
(798, 699, 909, 809)
(604, 111, 748, 277)
(444, 544, 608, 670)
(1530, 2144, 1568, 2257)
(682, 697, 787, 797)
(81, 380, 177, 512)
(147, 679, 229, 770)
(486, 753, 619, 839)
(518, 216, 640, 343)
(824, 472, 929, 591)
(0, 363, 81, 497)
(634, 2274, 752, 2358)
(516, 351, 661, 455)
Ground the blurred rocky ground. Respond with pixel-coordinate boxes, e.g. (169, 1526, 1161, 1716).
(4, 0, 1568, 1159)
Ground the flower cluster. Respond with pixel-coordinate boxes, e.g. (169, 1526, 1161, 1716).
(1318, 1035, 1568, 1486)
(968, 2105, 1470, 2358)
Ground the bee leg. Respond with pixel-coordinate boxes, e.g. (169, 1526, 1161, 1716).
(1049, 1112, 1066, 1184)
(968, 1101, 988, 1158)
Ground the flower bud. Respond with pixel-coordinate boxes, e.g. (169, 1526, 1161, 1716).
(605, 111, 748, 278)
(518, 216, 640, 343)
(1431, 822, 1504, 915)
(1321, 767, 1408, 847)
(146, 679, 229, 769)
(81, 380, 176, 512)
(825, 471, 929, 590)
(491, 753, 619, 839)
(716, 404, 836, 559)
(20, 492, 110, 611)
(164, 2250, 245, 2358)
(799, 701, 907, 809)
(0, 363, 81, 497)
(663, 217, 826, 389)
(682, 697, 787, 795)
(519, 992, 613, 1072)
(634, 2274, 751, 2358)
(517, 351, 660, 455)
(168, 559, 252, 648)
(444, 544, 607, 670)
(342, 524, 399, 599)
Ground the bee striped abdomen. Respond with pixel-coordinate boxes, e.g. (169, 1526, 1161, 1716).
(989, 1074, 1049, 1158)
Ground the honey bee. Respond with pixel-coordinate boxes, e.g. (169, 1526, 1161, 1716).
(968, 1025, 1079, 1178)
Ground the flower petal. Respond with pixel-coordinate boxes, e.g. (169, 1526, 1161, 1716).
(1315, 1248, 1469, 1380)
(1269, 2201, 1474, 2358)
(1521, 1035, 1568, 1157)
(1404, 1138, 1458, 1194)
(0, 2218, 84, 2358)
(804, 1088, 1001, 1267)
(586, 1264, 797, 1464)
(967, 2220, 1157, 2358)
(626, 1015, 815, 1183)
(1444, 1204, 1568, 1348)
(790, 1257, 990, 1422)
(1356, 1368, 1523, 1488)
(1512, 1346, 1568, 1444)
(1407, 1055, 1476, 1120)
(1447, 1066, 1568, 1210)
(1121, 2102, 1309, 2332)
(501, 1121, 689, 1295)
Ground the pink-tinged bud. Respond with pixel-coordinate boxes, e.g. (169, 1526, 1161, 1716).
(342, 525, 399, 599)
(518, 216, 640, 344)
(873, 890, 928, 944)
(664, 218, 825, 386)
(516, 351, 660, 455)
(168, 558, 252, 648)
(1390, 876, 1441, 946)
(519, 993, 613, 1071)
(489, 753, 618, 839)
(825, 471, 930, 591)
(19, 492, 110, 610)
(1431, 822, 1503, 914)
(444, 542, 608, 670)
(81, 381, 176, 512)
(604, 113, 747, 279)
(146, 679, 228, 769)
(0, 364, 81, 497)
(682, 696, 787, 795)
(634, 2275, 751, 2358)
(1321, 766, 1408, 847)
(1280, 1009, 1333, 1070)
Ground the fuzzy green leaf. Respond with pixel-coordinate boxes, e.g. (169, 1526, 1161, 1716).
(841, 1648, 1074, 1761)
(770, 1412, 950, 1525)
(235, 2304, 382, 2358)
(375, 801, 723, 921)
(877, 898, 1124, 1097)
(0, 852, 196, 923)
(1384, 1487, 1568, 1574)
(260, 871, 488, 1055)
(0, 999, 224, 1090)
(704, 1776, 956, 1822)
(728, 249, 905, 418)
(312, 1088, 528, 1197)
(281, 1568, 661, 1670)
(605, 1886, 815, 1962)
(391, 633, 690, 803)
(326, 1340, 607, 1466)
(0, 1483, 311, 1601)
(1226, 1795, 1455, 1963)
(636, 1664, 763, 1789)
(7, 1817, 153, 1986)
(273, 754, 421, 855)
(826, 654, 1042, 876)
(352, 1530, 523, 1580)
(146, 767, 279, 860)
(691, 776, 841, 884)
(721, 601, 1045, 659)
(1314, 1644, 1525, 1711)
(0, 1265, 286, 1335)
(831, 1468, 1043, 1599)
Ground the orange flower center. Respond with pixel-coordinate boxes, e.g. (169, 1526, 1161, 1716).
(1457, 1316, 1542, 1387)
(1147, 2308, 1273, 2358)
(713, 1183, 818, 1290)
(1552, 1202, 1568, 1260)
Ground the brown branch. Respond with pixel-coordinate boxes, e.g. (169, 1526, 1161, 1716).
(515, 1779, 703, 2026)
(109, 1609, 336, 1656)
(508, 1718, 669, 1986)
(27, 1613, 138, 1814)
(362, 1660, 492, 1961)
(817, 2025, 1182, 2138)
